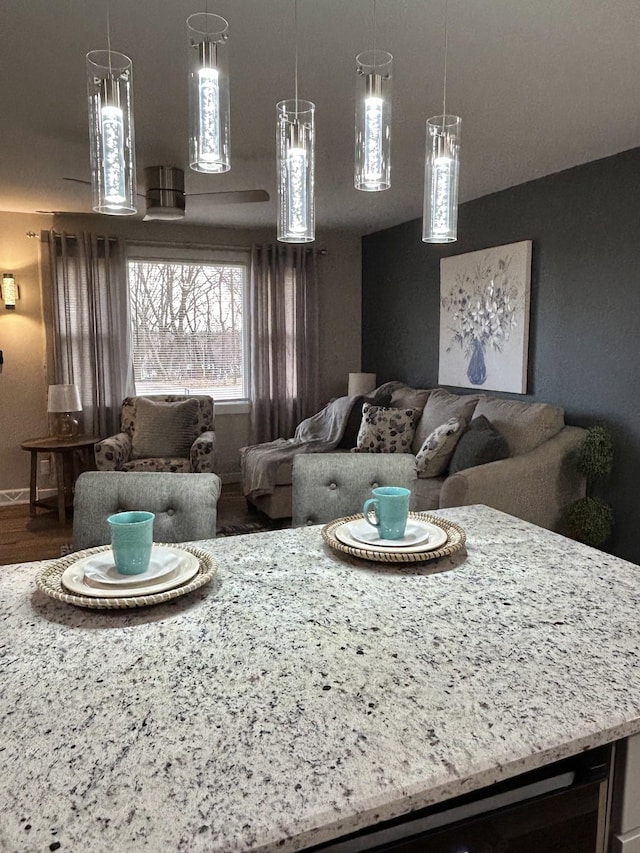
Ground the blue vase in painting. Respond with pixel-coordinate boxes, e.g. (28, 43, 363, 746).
(467, 339, 487, 385)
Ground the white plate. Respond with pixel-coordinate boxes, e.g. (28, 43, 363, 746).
(335, 518, 449, 554)
(61, 546, 200, 598)
(348, 519, 435, 547)
(82, 548, 179, 586)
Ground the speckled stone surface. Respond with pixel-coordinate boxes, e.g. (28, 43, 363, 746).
(2, 505, 640, 853)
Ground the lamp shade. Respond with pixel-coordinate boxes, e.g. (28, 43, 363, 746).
(2, 273, 17, 309)
(348, 372, 377, 397)
(48, 384, 82, 413)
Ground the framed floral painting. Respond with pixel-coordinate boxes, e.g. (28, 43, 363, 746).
(438, 240, 532, 394)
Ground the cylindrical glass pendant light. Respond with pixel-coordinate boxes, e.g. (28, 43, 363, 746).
(354, 49, 392, 191)
(422, 114, 461, 243)
(187, 13, 230, 174)
(86, 50, 137, 215)
(422, 0, 461, 243)
(277, 99, 315, 243)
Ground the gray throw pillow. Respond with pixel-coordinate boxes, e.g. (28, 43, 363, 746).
(448, 415, 510, 474)
(132, 398, 200, 459)
(415, 417, 463, 478)
(412, 389, 480, 455)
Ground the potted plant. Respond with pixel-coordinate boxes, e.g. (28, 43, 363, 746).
(563, 425, 614, 548)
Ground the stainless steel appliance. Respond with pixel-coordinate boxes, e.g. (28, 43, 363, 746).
(311, 744, 614, 853)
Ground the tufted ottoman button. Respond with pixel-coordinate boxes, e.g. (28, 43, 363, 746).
(167, 508, 175, 517)
(306, 519, 314, 526)
(371, 482, 379, 489)
(329, 482, 337, 490)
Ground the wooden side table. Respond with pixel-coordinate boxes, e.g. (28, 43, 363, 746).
(20, 436, 100, 525)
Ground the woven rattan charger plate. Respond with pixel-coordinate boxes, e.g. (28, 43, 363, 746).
(322, 512, 466, 564)
(36, 544, 217, 609)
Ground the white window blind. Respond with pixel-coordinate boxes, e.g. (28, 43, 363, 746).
(127, 249, 249, 401)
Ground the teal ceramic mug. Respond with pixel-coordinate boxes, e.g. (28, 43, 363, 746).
(362, 486, 411, 540)
(107, 510, 155, 575)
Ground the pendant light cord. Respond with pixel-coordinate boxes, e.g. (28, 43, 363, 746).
(442, 0, 448, 122)
(106, 0, 113, 73)
(373, 0, 377, 53)
(294, 0, 299, 110)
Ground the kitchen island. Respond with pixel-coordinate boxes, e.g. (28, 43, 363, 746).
(2, 504, 640, 852)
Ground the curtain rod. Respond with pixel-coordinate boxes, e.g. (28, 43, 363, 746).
(261, 244, 327, 255)
(28, 232, 327, 254)
(35, 230, 117, 243)
(131, 238, 327, 254)
(128, 238, 247, 251)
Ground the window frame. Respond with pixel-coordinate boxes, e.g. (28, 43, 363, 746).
(125, 243, 251, 407)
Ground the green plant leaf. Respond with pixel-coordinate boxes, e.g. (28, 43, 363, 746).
(575, 426, 614, 481)
(562, 496, 613, 548)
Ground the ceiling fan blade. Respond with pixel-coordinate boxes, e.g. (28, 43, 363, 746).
(36, 209, 88, 215)
(63, 176, 91, 186)
(186, 189, 270, 204)
(64, 176, 146, 199)
(60, 172, 268, 215)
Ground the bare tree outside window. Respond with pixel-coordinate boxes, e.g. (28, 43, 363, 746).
(128, 260, 247, 400)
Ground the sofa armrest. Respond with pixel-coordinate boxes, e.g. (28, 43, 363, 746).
(439, 425, 587, 532)
(191, 430, 216, 473)
(94, 433, 132, 471)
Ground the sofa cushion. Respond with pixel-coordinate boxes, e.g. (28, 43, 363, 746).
(354, 404, 419, 453)
(415, 417, 464, 478)
(338, 390, 392, 449)
(448, 415, 510, 474)
(388, 385, 431, 411)
(472, 396, 564, 456)
(121, 457, 192, 473)
(412, 475, 445, 510)
(412, 389, 480, 454)
(265, 449, 353, 489)
(132, 397, 200, 459)
(122, 394, 214, 437)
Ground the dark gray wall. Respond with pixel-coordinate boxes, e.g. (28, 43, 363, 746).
(362, 147, 640, 565)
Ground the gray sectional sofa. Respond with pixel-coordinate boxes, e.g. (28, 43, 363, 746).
(241, 383, 587, 533)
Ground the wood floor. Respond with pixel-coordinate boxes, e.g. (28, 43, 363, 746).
(0, 482, 267, 565)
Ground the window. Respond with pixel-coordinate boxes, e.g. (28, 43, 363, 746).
(127, 246, 249, 402)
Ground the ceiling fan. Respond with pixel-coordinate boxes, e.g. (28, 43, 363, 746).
(61, 166, 269, 221)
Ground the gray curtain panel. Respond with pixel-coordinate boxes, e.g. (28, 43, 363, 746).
(41, 230, 135, 438)
(249, 243, 320, 444)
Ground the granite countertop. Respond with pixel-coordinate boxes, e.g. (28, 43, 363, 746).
(2, 504, 640, 853)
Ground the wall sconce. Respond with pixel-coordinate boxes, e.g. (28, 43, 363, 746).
(1, 273, 18, 310)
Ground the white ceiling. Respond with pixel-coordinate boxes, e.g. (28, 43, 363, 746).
(3, 0, 640, 236)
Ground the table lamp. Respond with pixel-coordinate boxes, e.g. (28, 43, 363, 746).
(48, 384, 83, 438)
(348, 372, 377, 397)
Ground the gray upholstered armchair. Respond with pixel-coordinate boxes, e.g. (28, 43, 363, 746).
(94, 395, 216, 473)
(292, 453, 418, 527)
(72, 472, 222, 550)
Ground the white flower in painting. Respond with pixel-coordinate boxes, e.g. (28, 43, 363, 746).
(441, 253, 522, 357)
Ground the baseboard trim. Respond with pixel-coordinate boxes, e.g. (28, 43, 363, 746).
(0, 489, 29, 506)
(0, 488, 57, 506)
(0, 476, 239, 505)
